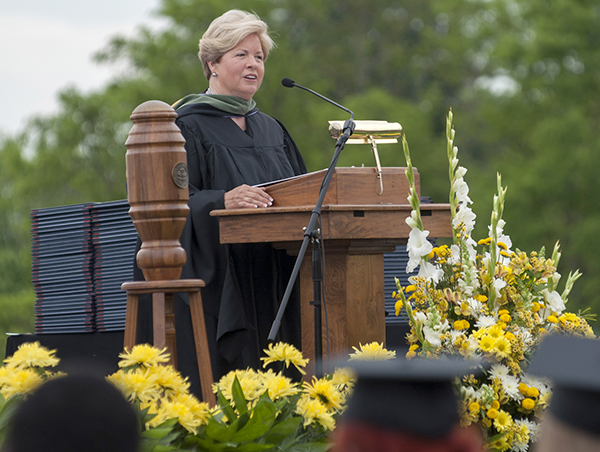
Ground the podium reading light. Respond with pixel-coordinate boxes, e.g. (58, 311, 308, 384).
(328, 120, 402, 195)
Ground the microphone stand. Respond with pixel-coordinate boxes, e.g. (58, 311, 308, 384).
(268, 117, 355, 377)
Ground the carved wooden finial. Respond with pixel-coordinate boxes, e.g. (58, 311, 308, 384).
(125, 100, 189, 281)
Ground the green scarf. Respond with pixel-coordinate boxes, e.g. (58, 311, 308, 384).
(172, 93, 256, 115)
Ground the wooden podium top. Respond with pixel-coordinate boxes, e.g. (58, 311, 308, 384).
(210, 167, 452, 244)
(260, 167, 419, 207)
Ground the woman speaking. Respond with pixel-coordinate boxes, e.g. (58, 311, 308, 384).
(135, 10, 306, 396)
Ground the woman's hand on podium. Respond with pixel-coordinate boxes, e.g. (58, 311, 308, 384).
(224, 184, 273, 209)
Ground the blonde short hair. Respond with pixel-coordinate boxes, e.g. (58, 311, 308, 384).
(198, 10, 275, 80)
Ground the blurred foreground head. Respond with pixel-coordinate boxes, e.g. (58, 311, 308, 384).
(2, 374, 139, 452)
(528, 334, 600, 452)
(331, 357, 486, 452)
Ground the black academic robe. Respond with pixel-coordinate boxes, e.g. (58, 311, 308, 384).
(134, 103, 306, 396)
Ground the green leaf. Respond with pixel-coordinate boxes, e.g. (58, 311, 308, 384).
(141, 418, 179, 440)
(206, 417, 235, 443)
(0, 395, 23, 431)
(217, 389, 237, 423)
(228, 444, 276, 452)
(264, 417, 302, 442)
(287, 442, 332, 452)
(231, 399, 276, 443)
(232, 376, 248, 415)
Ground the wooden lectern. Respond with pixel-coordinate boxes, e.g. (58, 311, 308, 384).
(211, 167, 452, 364)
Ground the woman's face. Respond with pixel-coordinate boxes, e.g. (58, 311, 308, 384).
(209, 34, 265, 100)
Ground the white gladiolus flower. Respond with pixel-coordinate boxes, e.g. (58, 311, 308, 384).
(452, 205, 476, 234)
(405, 210, 419, 229)
(493, 278, 507, 298)
(406, 228, 433, 273)
(453, 177, 473, 205)
(455, 166, 468, 178)
(418, 260, 444, 284)
(423, 326, 443, 347)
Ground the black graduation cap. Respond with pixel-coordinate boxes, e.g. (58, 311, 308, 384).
(527, 334, 600, 434)
(340, 356, 487, 438)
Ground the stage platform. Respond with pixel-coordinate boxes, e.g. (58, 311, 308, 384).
(4, 323, 411, 374)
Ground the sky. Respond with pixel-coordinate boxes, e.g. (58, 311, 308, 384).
(0, 0, 165, 136)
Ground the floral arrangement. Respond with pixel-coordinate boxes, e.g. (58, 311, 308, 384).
(0, 340, 396, 451)
(394, 110, 596, 451)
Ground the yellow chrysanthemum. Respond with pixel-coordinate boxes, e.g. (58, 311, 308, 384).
(213, 369, 262, 402)
(261, 342, 309, 375)
(487, 325, 504, 339)
(479, 335, 496, 353)
(295, 395, 335, 431)
(349, 342, 396, 361)
(493, 336, 512, 358)
(0, 368, 45, 399)
(493, 410, 513, 432)
(118, 344, 170, 369)
(259, 369, 299, 400)
(149, 393, 210, 433)
(330, 367, 356, 389)
(305, 376, 345, 411)
(3, 342, 59, 369)
(107, 368, 160, 404)
(147, 364, 190, 397)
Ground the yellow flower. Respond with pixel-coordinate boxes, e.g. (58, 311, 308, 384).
(261, 342, 309, 375)
(468, 402, 480, 412)
(493, 410, 513, 432)
(295, 395, 335, 431)
(547, 315, 559, 324)
(486, 408, 499, 419)
(532, 302, 541, 312)
(497, 242, 508, 250)
(406, 344, 418, 360)
(259, 369, 299, 400)
(305, 376, 345, 411)
(491, 400, 500, 410)
(395, 298, 403, 316)
(3, 342, 59, 369)
(349, 342, 396, 361)
(505, 331, 516, 341)
(478, 237, 492, 246)
(454, 320, 466, 331)
(499, 250, 511, 258)
(488, 436, 510, 452)
(518, 383, 529, 395)
(522, 398, 535, 410)
(149, 393, 210, 433)
(479, 336, 496, 353)
(487, 325, 504, 339)
(118, 344, 170, 369)
(330, 367, 356, 388)
(213, 369, 262, 402)
(146, 364, 190, 397)
(107, 368, 160, 404)
(526, 387, 540, 398)
(493, 336, 512, 358)
(499, 314, 511, 323)
(475, 294, 488, 302)
(0, 368, 45, 399)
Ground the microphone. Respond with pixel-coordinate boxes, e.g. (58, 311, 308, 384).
(281, 78, 354, 122)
